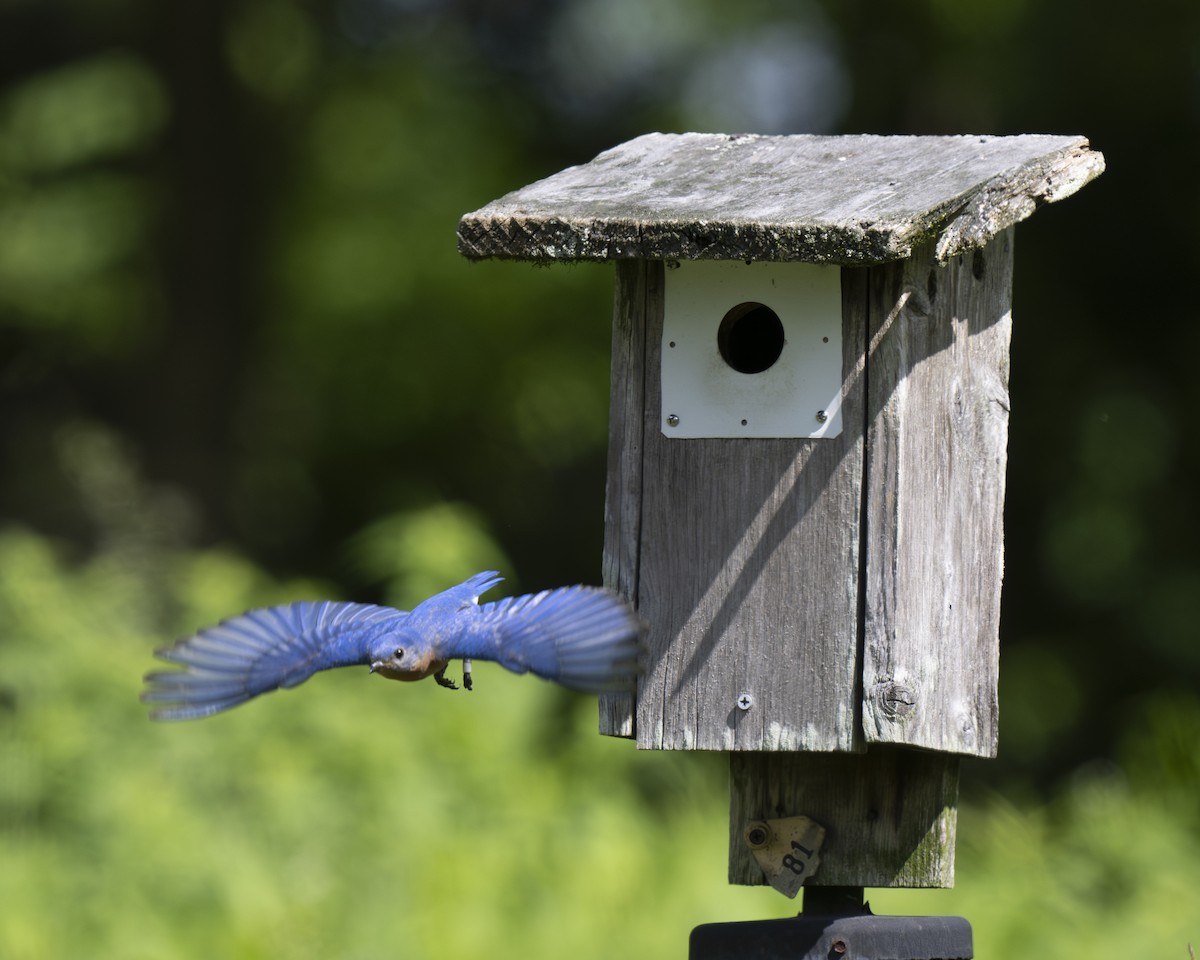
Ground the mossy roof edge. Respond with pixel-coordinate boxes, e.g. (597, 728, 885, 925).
(457, 132, 1104, 266)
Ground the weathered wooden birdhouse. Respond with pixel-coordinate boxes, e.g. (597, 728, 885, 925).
(458, 134, 1103, 900)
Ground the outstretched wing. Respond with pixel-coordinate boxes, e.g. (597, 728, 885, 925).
(143, 601, 406, 720)
(438, 585, 640, 693)
(408, 570, 504, 617)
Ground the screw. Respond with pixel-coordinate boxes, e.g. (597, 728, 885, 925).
(666, 414, 680, 427)
(666, 259, 681, 270)
(736, 693, 753, 711)
(831, 939, 848, 955)
(747, 826, 768, 847)
(815, 410, 828, 424)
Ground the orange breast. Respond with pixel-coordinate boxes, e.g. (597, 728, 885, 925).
(373, 656, 449, 683)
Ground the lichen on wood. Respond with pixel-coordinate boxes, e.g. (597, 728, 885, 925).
(458, 132, 1103, 266)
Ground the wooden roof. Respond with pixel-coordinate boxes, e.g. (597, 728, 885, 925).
(458, 132, 1103, 265)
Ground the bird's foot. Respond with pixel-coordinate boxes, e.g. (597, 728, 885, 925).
(433, 666, 458, 690)
(463, 658, 473, 692)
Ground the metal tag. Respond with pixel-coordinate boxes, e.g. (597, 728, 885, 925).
(744, 815, 826, 898)
(662, 260, 842, 439)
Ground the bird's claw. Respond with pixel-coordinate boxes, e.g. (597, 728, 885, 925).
(434, 661, 473, 691)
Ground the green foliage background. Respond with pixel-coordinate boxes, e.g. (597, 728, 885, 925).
(2, 0, 1199, 956)
(3, 520, 1199, 958)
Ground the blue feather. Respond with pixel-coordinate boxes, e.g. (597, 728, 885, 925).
(143, 601, 404, 720)
(143, 572, 640, 720)
(440, 585, 641, 692)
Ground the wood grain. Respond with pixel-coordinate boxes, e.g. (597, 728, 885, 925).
(459, 133, 1103, 265)
(860, 230, 1014, 758)
(599, 259, 652, 739)
(729, 748, 959, 888)
(607, 264, 868, 752)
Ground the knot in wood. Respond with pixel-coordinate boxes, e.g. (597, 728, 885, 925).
(876, 681, 917, 721)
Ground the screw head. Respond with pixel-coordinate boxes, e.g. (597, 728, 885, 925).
(747, 826, 768, 846)
(736, 693, 753, 711)
(815, 409, 828, 424)
(666, 414, 680, 427)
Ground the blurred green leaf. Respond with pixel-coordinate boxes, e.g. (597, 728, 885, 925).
(348, 501, 511, 607)
(997, 642, 1083, 765)
(1042, 499, 1143, 606)
(226, 0, 320, 101)
(0, 53, 166, 174)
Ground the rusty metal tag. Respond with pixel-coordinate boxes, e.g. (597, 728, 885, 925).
(744, 816, 826, 898)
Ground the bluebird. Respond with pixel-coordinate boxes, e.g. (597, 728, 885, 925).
(142, 571, 639, 721)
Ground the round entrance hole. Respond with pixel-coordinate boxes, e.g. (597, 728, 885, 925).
(717, 301, 785, 374)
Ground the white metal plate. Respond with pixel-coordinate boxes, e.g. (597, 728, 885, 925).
(662, 260, 842, 438)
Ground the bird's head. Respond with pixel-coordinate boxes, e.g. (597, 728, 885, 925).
(367, 633, 446, 683)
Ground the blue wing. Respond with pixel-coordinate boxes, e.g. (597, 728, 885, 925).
(142, 601, 406, 720)
(434, 584, 640, 693)
(409, 570, 504, 617)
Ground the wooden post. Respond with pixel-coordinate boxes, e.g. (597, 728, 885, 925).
(458, 133, 1103, 896)
(729, 750, 959, 887)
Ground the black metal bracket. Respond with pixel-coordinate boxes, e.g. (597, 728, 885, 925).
(689, 890, 972, 960)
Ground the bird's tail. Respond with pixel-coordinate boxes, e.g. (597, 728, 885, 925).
(479, 586, 640, 693)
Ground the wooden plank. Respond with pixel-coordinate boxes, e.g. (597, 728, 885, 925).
(458, 133, 1103, 265)
(629, 268, 867, 751)
(860, 231, 1014, 758)
(729, 749, 959, 888)
(599, 260, 651, 738)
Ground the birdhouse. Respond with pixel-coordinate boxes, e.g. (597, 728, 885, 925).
(458, 133, 1103, 894)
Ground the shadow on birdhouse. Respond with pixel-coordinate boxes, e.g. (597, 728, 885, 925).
(459, 133, 1103, 900)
